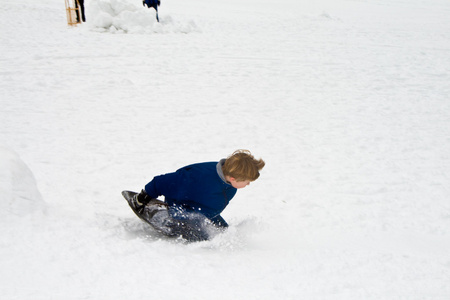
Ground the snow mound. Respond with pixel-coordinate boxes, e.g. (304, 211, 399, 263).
(0, 145, 45, 217)
(88, 0, 199, 34)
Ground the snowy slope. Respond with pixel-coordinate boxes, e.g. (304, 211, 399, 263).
(1, 0, 450, 299)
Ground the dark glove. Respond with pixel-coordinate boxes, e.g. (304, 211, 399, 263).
(136, 189, 151, 206)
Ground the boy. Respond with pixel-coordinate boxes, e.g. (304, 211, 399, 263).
(126, 149, 265, 241)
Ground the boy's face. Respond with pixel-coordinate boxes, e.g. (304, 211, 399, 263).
(228, 177, 251, 189)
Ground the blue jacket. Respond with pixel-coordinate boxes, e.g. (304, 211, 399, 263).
(144, 161, 237, 222)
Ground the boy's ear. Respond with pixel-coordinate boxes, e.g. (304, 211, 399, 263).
(227, 176, 237, 183)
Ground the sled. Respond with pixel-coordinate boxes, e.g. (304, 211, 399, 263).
(122, 190, 214, 242)
(65, 0, 81, 26)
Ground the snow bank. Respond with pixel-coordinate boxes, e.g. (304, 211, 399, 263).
(88, 0, 199, 33)
(0, 145, 45, 217)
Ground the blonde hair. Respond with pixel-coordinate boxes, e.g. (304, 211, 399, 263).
(222, 150, 265, 181)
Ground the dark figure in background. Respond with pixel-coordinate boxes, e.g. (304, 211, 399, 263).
(143, 0, 160, 22)
(75, 0, 86, 22)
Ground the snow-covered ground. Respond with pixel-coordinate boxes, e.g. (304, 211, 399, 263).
(1, 0, 450, 299)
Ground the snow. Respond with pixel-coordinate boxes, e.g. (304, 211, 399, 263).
(1, 0, 450, 299)
(88, 0, 199, 33)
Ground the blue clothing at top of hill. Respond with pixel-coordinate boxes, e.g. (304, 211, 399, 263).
(143, 0, 159, 9)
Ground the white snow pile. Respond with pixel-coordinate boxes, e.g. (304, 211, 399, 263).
(0, 145, 45, 218)
(88, 0, 199, 33)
